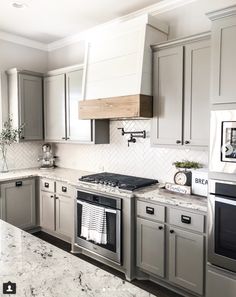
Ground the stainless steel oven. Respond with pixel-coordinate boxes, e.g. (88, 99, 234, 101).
(208, 179, 236, 272)
(76, 190, 122, 264)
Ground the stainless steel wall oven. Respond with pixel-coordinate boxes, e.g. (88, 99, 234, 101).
(208, 180, 236, 272)
(76, 190, 122, 264)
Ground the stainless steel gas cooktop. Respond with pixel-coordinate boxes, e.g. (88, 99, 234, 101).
(79, 172, 158, 191)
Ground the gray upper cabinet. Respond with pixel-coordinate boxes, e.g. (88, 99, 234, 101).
(184, 40, 210, 146)
(44, 74, 66, 141)
(151, 33, 210, 147)
(44, 65, 109, 144)
(1, 179, 36, 230)
(66, 69, 92, 142)
(7, 69, 44, 141)
(207, 7, 236, 104)
(152, 46, 183, 146)
(137, 217, 165, 277)
(168, 227, 204, 295)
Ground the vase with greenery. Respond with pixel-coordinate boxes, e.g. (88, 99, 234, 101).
(0, 118, 24, 173)
(172, 160, 202, 171)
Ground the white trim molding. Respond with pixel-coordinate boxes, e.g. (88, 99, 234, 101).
(0, 31, 48, 51)
(206, 4, 236, 21)
(0, 0, 197, 52)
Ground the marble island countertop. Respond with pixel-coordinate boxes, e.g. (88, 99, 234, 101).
(0, 219, 154, 297)
(0, 167, 207, 212)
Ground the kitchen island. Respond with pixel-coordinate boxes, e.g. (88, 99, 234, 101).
(0, 220, 154, 297)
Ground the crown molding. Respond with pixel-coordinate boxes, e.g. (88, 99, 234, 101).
(0, 0, 197, 52)
(206, 4, 236, 21)
(47, 0, 197, 51)
(0, 31, 48, 51)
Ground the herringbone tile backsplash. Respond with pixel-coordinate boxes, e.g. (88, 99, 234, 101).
(55, 120, 209, 183)
(3, 142, 42, 170)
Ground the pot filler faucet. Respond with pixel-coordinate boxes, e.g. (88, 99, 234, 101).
(117, 128, 146, 147)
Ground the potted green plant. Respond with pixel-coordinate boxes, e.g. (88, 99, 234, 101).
(172, 160, 202, 170)
(0, 117, 24, 173)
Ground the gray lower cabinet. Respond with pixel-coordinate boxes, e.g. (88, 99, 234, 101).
(40, 179, 73, 240)
(207, 7, 236, 104)
(151, 33, 210, 147)
(206, 265, 236, 297)
(168, 227, 204, 295)
(136, 218, 165, 277)
(40, 191, 55, 231)
(55, 195, 72, 238)
(6, 68, 44, 141)
(1, 179, 36, 230)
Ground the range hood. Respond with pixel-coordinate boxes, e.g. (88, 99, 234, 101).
(79, 94, 152, 119)
(79, 15, 168, 120)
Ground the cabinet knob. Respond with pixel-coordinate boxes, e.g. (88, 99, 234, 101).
(170, 230, 175, 234)
(158, 226, 163, 230)
(50, 195, 54, 198)
(185, 140, 190, 145)
(55, 197, 59, 200)
(21, 136, 25, 139)
(62, 137, 66, 140)
(176, 140, 181, 144)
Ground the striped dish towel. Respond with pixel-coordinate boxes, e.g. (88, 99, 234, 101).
(80, 201, 107, 245)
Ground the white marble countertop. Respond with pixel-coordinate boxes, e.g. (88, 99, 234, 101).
(134, 184, 207, 213)
(0, 167, 207, 212)
(0, 219, 154, 297)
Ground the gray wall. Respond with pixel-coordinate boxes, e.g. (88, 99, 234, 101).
(47, 41, 85, 70)
(0, 39, 48, 123)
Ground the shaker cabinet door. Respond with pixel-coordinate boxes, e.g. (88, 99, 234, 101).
(211, 17, 236, 104)
(66, 70, 92, 142)
(1, 179, 36, 230)
(40, 192, 55, 231)
(137, 218, 165, 277)
(19, 74, 43, 141)
(184, 40, 210, 147)
(44, 74, 66, 141)
(152, 46, 183, 145)
(169, 227, 204, 295)
(55, 195, 72, 238)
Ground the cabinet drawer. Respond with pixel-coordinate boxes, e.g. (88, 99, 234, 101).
(169, 208, 204, 233)
(137, 200, 165, 222)
(41, 179, 55, 193)
(56, 181, 73, 198)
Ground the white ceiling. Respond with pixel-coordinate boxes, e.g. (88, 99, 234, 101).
(0, 0, 162, 43)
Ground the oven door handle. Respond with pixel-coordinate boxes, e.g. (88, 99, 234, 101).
(215, 197, 236, 206)
(77, 199, 118, 214)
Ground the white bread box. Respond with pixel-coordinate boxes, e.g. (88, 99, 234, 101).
(191, 169, 208, 197)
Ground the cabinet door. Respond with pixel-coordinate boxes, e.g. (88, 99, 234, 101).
(55, 195, 72, 238)
(137, 218, 165, 277)
(66, 70, 92, 142)
(211, 16, 236, 104)
(169, 227, 204, 295)
(44, 74, 66, 141)
(40, 191, 55, 231)
(1, 179, 35, 230)
(152, 46, 183, 145)
(19, 74, 43, 140)
(184, 40, 210, 147)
